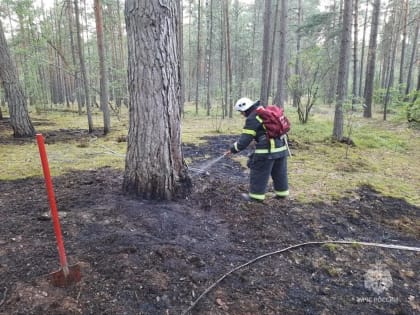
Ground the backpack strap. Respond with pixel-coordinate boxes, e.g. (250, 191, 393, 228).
(256, 114, 274, 153)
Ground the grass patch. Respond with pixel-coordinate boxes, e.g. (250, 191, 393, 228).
(1, 103, 419, 206)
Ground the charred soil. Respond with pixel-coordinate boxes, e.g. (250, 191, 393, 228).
(0, 131, 419, 315)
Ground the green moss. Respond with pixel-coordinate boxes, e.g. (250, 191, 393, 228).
(323, 243, 340, 253)
(326, 267, 341, 277)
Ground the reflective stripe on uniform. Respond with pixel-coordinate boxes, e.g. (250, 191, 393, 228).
(270, 138, 275, 151)
(242, 128, 256, 136)
(249, 192, 265, 200)
(256, 115, 264, 124)
(275, 190, 289, 197)
(254, 145, 288, 154)
(234, 142, 239, 152)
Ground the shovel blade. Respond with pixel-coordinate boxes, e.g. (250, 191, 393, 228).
(50, 264, 81, 287)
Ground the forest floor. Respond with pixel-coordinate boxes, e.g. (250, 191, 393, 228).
(0, 119, 419, 315)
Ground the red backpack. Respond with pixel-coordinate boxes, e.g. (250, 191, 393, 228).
(256, 105, 291, 138)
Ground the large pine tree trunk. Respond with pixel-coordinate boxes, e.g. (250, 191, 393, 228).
(0, 21, 35, 138)
(333, 0, 353, 140)
(363, 0, 380, 118)
(123, 0, 190, 200)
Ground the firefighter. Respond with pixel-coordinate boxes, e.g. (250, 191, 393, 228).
(225, 97, 289, 202)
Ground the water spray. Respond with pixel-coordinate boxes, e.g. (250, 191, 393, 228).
(189, 154, 227, 177)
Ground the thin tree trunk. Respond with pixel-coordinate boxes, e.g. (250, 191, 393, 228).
(293, 0, 302, 107)
(67, 0, 82, 114)
(405, 19, 419, 95)
(187, 0, 193, 103)
(358, 1, 368, 97)
(333, 0, 353, 140)
(116, 0, 127, 100)
(195, 0, 202, 115)
(384, 4, 401, 121)
(268, 0, 280, 103)
(82, 0, 95, 108)
(380, 6, 390, 89)
(398, 0, 409, 89)
(74, 0, 93, 132)
(274, 0, 288, 107)
(178, 0, 184, 115)
(205, 0, 213, 116)
(224, 0, 233, 118)
(363, 0, 380, 118)
(250, 2, 258, 88)
(260, 0, 272, 107)
(352, 0, 358, 109)
(94, 0, 111, 134)
(219, 5, 227, 118)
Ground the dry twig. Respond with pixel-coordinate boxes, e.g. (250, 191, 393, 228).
(181, 240, 420, 315)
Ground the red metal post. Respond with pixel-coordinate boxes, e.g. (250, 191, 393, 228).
(36, 134, 68, 272)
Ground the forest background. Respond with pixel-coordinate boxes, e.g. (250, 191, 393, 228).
(0, 0, 419, 127)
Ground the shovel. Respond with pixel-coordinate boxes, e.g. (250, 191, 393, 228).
(36, 134, 81, 287)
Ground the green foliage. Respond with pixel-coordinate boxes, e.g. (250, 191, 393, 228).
(288, 47, 331, 124)
(406, 91, 420, 123)
(299, 12, 336, 40)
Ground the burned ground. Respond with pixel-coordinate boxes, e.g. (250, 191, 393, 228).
(0, 131, 419, 315)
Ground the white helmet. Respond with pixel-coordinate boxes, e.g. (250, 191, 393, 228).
(234, 97, 254, 112)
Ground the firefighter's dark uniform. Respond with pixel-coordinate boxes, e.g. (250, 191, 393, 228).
(229, 106, 289, 201)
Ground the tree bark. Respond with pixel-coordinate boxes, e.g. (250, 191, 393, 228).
(363, 0, 380, 118)
(0, 21, 35, 137)
(123, 0, 190, 200)
(333, 0, 353, 140)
